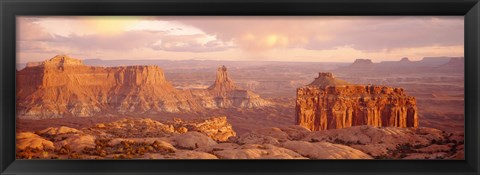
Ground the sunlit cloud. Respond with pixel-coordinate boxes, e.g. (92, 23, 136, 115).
(152, 34, 233, 52)
(125, 20, 204, 35)
(16, 16, 464, 64)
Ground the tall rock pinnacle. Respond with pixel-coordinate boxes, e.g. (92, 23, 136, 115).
(208, 65, 237, 92)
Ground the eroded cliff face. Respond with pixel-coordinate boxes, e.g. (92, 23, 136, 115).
(295, 72, 418, 131)
(17, 55, 270, 119)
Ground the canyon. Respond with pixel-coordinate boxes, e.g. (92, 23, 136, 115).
(296, 72, 418, 131)
(15, 55, 465, 159)
(17, 55, 270, 119)
(16, 55, 464, 134)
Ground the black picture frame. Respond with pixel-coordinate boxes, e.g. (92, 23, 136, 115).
(1, 0, 479, 174)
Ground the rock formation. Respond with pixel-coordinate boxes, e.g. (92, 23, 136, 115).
(208, 65, 237, 93)
(296, 72, 418, 131)
(300, 125, 464, 159)
(335, 57, 461, 76)
(207, 65, 271, 108)
(308, 72, 350, 86)
(348, 59, 374, 69)
(16, 55, 271, 119)
(352, 58, 374, 65)
(170, 116, 236, 142)
(16, 117, 463, 159)
(435, 57, 464, 73)
(399, 57, 411, 63)
(16, 132, 55, 151)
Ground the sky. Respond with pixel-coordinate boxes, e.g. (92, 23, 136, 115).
(16, 16, 464, 64)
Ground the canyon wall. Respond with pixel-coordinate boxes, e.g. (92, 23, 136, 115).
(17, 55, 270, 119)
(296, 72, 418, 131)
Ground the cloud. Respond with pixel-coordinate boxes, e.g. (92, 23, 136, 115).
(47, 31, 232, 53)
(17, 17, 54, 41)
(16, 16, 464, 63)
(17, 17, 233, 54)
(152, 34, 233, 52)
(172, 16, 463, 52)
(304, 17, 464, 52)
(17, 41, 60, 53)
(50, 30, 166, 51)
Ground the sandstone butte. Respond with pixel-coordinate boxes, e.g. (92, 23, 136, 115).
(295, 72, 418, 131)
(16, 55, 271, 119)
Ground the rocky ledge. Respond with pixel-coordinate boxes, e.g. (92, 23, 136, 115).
(16, 117, 463, 159)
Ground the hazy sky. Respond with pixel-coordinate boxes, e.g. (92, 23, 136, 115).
(17, 16, 464, 64)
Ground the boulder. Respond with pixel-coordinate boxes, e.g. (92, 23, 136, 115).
(36, 126, 81, 136)
(169, 132, 217, 150)
(213, 144, 306, 159)
(143, 150, 218, 159)
(56, 134, 96, 152)
(281, 141, 372, 159)
(16, 132, 55, 150)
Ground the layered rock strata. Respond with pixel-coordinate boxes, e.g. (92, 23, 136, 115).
(296, 72, 418, 131)
(170, 116, 236, 141)
(16, 118, 463, 159)
(17, 55, 270, 119)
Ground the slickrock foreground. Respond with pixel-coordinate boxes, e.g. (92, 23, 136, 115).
(296, 72, 418, 131)
(17, 55, 270, 119)
(16, 116, 463, 159)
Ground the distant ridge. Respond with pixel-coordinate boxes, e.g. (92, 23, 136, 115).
(335, 57, 463, 75)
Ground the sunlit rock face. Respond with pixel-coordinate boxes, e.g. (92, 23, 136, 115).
(16, 117, 463, 160)
(171, 116, 236, 142)
(16, 55, 271, 119)
(295, 72, 418, 131)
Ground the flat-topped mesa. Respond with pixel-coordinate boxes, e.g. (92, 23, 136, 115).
(400, 57, 411, 62)
(352, 59, 373, 65)
(296, 72, 418, 131)
(444, 57, 464, 65)
(344, 59, 374, 71)
(17, 55, 175, 118)
(21, 56, 169, 88)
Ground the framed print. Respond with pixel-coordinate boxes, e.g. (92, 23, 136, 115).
(1, 0, 479, 174)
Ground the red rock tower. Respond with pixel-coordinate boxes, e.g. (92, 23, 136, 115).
(296, 72, 418, 131)
(208, 65, 238, 96)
